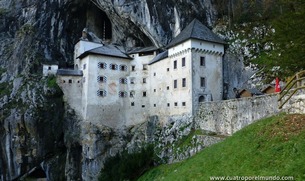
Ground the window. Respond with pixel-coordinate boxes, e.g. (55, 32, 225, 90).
(97, 76, 107, 83)
(142, 105, 145, 108)
(174, 102, 178, 106)
(48, 66, 51, 70)
(182, 78, 186, 87)
(130, 91, 135, 97)
(120, 65, 127, 71)
(143, 91, 147, 97)
(110, 63, 118, 70)
(182, 102, 186, 106)
(143, 64, 148, 70)
(154, 72, 156, 76)
(167, 86, 169, 90)
(83, 64, 86, 70)
(154, 89, 156, 92)
(200, 77, 206, 87)
(173, 60, 177, 69)
(167, 68, 170, 72)
(69, 79, 72, 83)
(174, 79, 177, 88)
(97, 90, 107, 97)
(167, 103, 170, 107)
(200, 57, 205, 66)
(119, 78, 127, 84)
(143, 78, 146, 83)
(130, 77, 135, 84)
(131, 102, 135, 106)
(154, 104, 156, 107)
(119, 91, 127, 97)
(131, 65, 136, 71)
(182, 57, 186, 67)
(98, 62, 107, 69)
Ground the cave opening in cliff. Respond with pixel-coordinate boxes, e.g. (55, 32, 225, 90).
(68, 1, 112, 42)
(86, 3, 112, 42)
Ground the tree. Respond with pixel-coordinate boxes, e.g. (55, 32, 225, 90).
(254, 0, 305, 80)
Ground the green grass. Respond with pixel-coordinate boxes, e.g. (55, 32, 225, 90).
(138, 114, 305, 181)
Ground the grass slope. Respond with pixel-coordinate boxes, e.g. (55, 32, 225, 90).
(139, 114, 305, 181)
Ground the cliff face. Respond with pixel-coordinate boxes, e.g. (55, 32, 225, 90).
(0, 0, 249, 180)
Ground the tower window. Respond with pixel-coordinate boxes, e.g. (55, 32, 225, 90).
(167, 103, 170, 107)
(143, 78, 147, 83)
(174, 79, 177, 89)
(182, 57, 186, 67)
(182, 78, 186, 87)
(131, 102, 135, 106)
(200, 77, 206, 87)
(130, 77, 135, 84)
(182, 102, 186, 106)
(143, 91, 147, 97)
(173, 60, 177, 69)
(174, 102, 178, 106)
(48, 66, 51, 70)
(143, 64, 148, 70)
(200, 57, 205, 66)
(131, 65, 136, 71)
(130, 91, 135, 97)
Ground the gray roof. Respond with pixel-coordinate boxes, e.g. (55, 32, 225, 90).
(57, 69, 83, 76)
(128, 46, 159, 54)
(148, 50, 168, 65)
(166, 19, 226, 48)
(78, 45, 132, 60)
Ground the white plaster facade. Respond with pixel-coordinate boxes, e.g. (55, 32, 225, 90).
(56, 19, 225, 127)
(42, 64, 58, 76)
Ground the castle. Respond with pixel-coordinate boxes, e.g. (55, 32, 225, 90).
(43, 19, 225, 128)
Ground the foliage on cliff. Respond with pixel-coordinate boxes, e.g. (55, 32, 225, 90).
(138, 114, 305, 181)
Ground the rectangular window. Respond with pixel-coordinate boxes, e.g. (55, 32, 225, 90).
(167, 103, 170, 107)
(174, 80, 177, 89)
(154, 89, 156, 92)
(173, 60, 177, 69)
(182, 57, 186, 67)
(182, 102, 186, 106)
(131, 65, 136, 71)
(130, 77, 135, 84)
(69, 79, 72, 83)
(130, 91, 135, 97)
(142, 105, 145, 108)
(143, 78, 146, 83)
(154, 104, 156, 107)
(143, 91, 147, 97)
(200, 77, 206, 87)
(143, 64, 148, 70)
(174, 102, 178, 106)
(83, 64, 86, 70)
(48, 66, 51, 70)
(200, 57, 205, 66)
(182, 78, 186, 87)
(131, 102, 135, 106)
(167, 68, 170, 72)
(167, 86, 169, 90)
(154, 72, 156, 76)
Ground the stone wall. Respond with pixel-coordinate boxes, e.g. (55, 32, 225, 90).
(195, 94, 279, 135)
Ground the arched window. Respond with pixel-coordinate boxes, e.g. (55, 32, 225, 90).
(199, 95, 205, 103)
